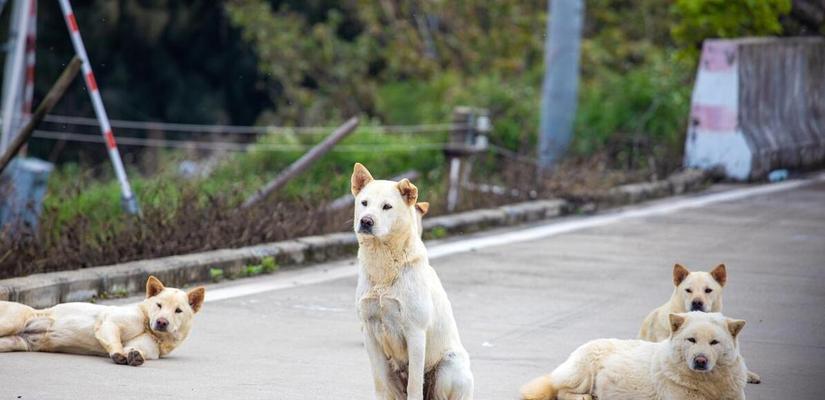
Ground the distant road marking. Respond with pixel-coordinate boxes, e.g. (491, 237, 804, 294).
(206, 172, 824, 303)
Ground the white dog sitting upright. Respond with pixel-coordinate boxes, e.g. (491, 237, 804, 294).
(351, 163, 474, 400)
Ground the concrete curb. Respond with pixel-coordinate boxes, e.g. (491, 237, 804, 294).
(0, 169, 712, 308)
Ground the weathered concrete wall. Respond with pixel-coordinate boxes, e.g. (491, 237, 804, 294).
(685, 37, 825, 180)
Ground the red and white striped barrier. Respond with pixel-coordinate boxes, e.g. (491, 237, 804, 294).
(684, 37, 825, 180)
(58, 0, 139, 214)
(683, 40, 751, 180)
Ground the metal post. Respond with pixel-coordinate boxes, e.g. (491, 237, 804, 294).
(0, 0, 31, 153)
(57, 0, 140, 215)
(538, 0, 584, 170)
(445, 107, 476, 212)
(0, 57, 82, 174)
(19, 0, 36, 157)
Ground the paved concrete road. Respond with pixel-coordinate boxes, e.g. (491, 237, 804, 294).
(2, 179, 824, 399)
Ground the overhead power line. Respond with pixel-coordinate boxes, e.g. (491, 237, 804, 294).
(31, 129, 448, 153)
(43, 115, 463, 135)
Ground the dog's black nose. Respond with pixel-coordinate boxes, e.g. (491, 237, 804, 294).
(155, 318, 169, 331)
(693, 355, 708, 370)
(359, 216, 374, 233)
(690, 301, 704, 311)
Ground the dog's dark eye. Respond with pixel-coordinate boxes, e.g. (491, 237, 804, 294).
(705, 288, 712, 293)
(382, 203, 392, 210)
(710, 340, 719, 345)
(361, 200, 368, 206)
(175, 308, 182, 314)
(156, 303, 162, 309)
(685, 288, 692, 293)
(687, 338, 696, 343)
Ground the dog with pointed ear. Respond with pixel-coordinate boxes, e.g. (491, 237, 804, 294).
(639, 263, 759, 383)
(667, 312, 747, 378)
(521, 311, 748, 400)
(0, 276, 206, 367)
(413, 202, 430, 236)
(639, 263, 729, 342)
(641, 263, 730, 342)
(351, 163, 420, 239)
(352, 162, 475, 399)
(145, 276, 205, 313)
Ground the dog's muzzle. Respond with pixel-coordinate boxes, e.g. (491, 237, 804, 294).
(690, 300, 705, 312)
(154, 318, 169, 332)
(358, 216, 374, 234)
(692, 354, 709, 371)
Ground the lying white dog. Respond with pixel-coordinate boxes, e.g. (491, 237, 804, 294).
(639, 264, 727, 342)
(521, 312, 748, 400)
(351, 163, 474, 400)
(639, 263, 760, 384)
(0, 276, 204, 366)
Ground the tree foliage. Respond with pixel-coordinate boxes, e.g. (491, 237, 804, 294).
(225, 0, 546, 126)
(671, 0, 793, 61)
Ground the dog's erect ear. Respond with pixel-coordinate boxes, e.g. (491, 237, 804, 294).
(673, 264, 690, 286)
(415, 202, 430, 216)
(146, 276, 165, 298)
(351, 163, 374, 196)
(727, 318, 746, 339)
(397, 179, 418, 206)
(669, 313, 687, 335)
(710, 264, 727, 287)
(187, 287, 206, 313)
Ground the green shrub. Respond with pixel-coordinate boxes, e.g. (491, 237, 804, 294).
(573, 51, 692, 170)
(261, 256, 278, 273)
(209, 268, 225, 282)
(671, 0, 792, 62)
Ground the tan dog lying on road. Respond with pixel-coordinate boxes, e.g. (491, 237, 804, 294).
(639, 263, 760, 383)
(0, 276, 204, 366)
(521, 312, 748, 400)
(352, 163, 474, 400)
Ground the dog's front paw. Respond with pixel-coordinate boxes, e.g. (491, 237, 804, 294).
(110, 352, 128, 365)
(747, 371, 761, 384)
(127, 349, 145, 367)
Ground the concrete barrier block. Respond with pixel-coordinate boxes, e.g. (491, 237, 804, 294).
(685, 37, 825, 180)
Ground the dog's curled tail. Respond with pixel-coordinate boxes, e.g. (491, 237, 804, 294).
(520, 375, 556, 400)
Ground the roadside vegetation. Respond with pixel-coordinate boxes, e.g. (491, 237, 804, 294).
(1, 0, 817, 278)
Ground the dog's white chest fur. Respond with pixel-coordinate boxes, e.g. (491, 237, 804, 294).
(359, 290, 408, 364)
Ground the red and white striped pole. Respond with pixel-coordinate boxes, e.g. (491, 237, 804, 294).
(22, 0, 36, 118)
(0, 0, 31, 153)
(58, 0, 140, 215)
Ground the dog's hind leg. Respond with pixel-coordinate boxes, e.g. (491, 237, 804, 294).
(430, 352, 474, 400)
(0, 301, 35, 337)
(0, 335, 28, 352)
